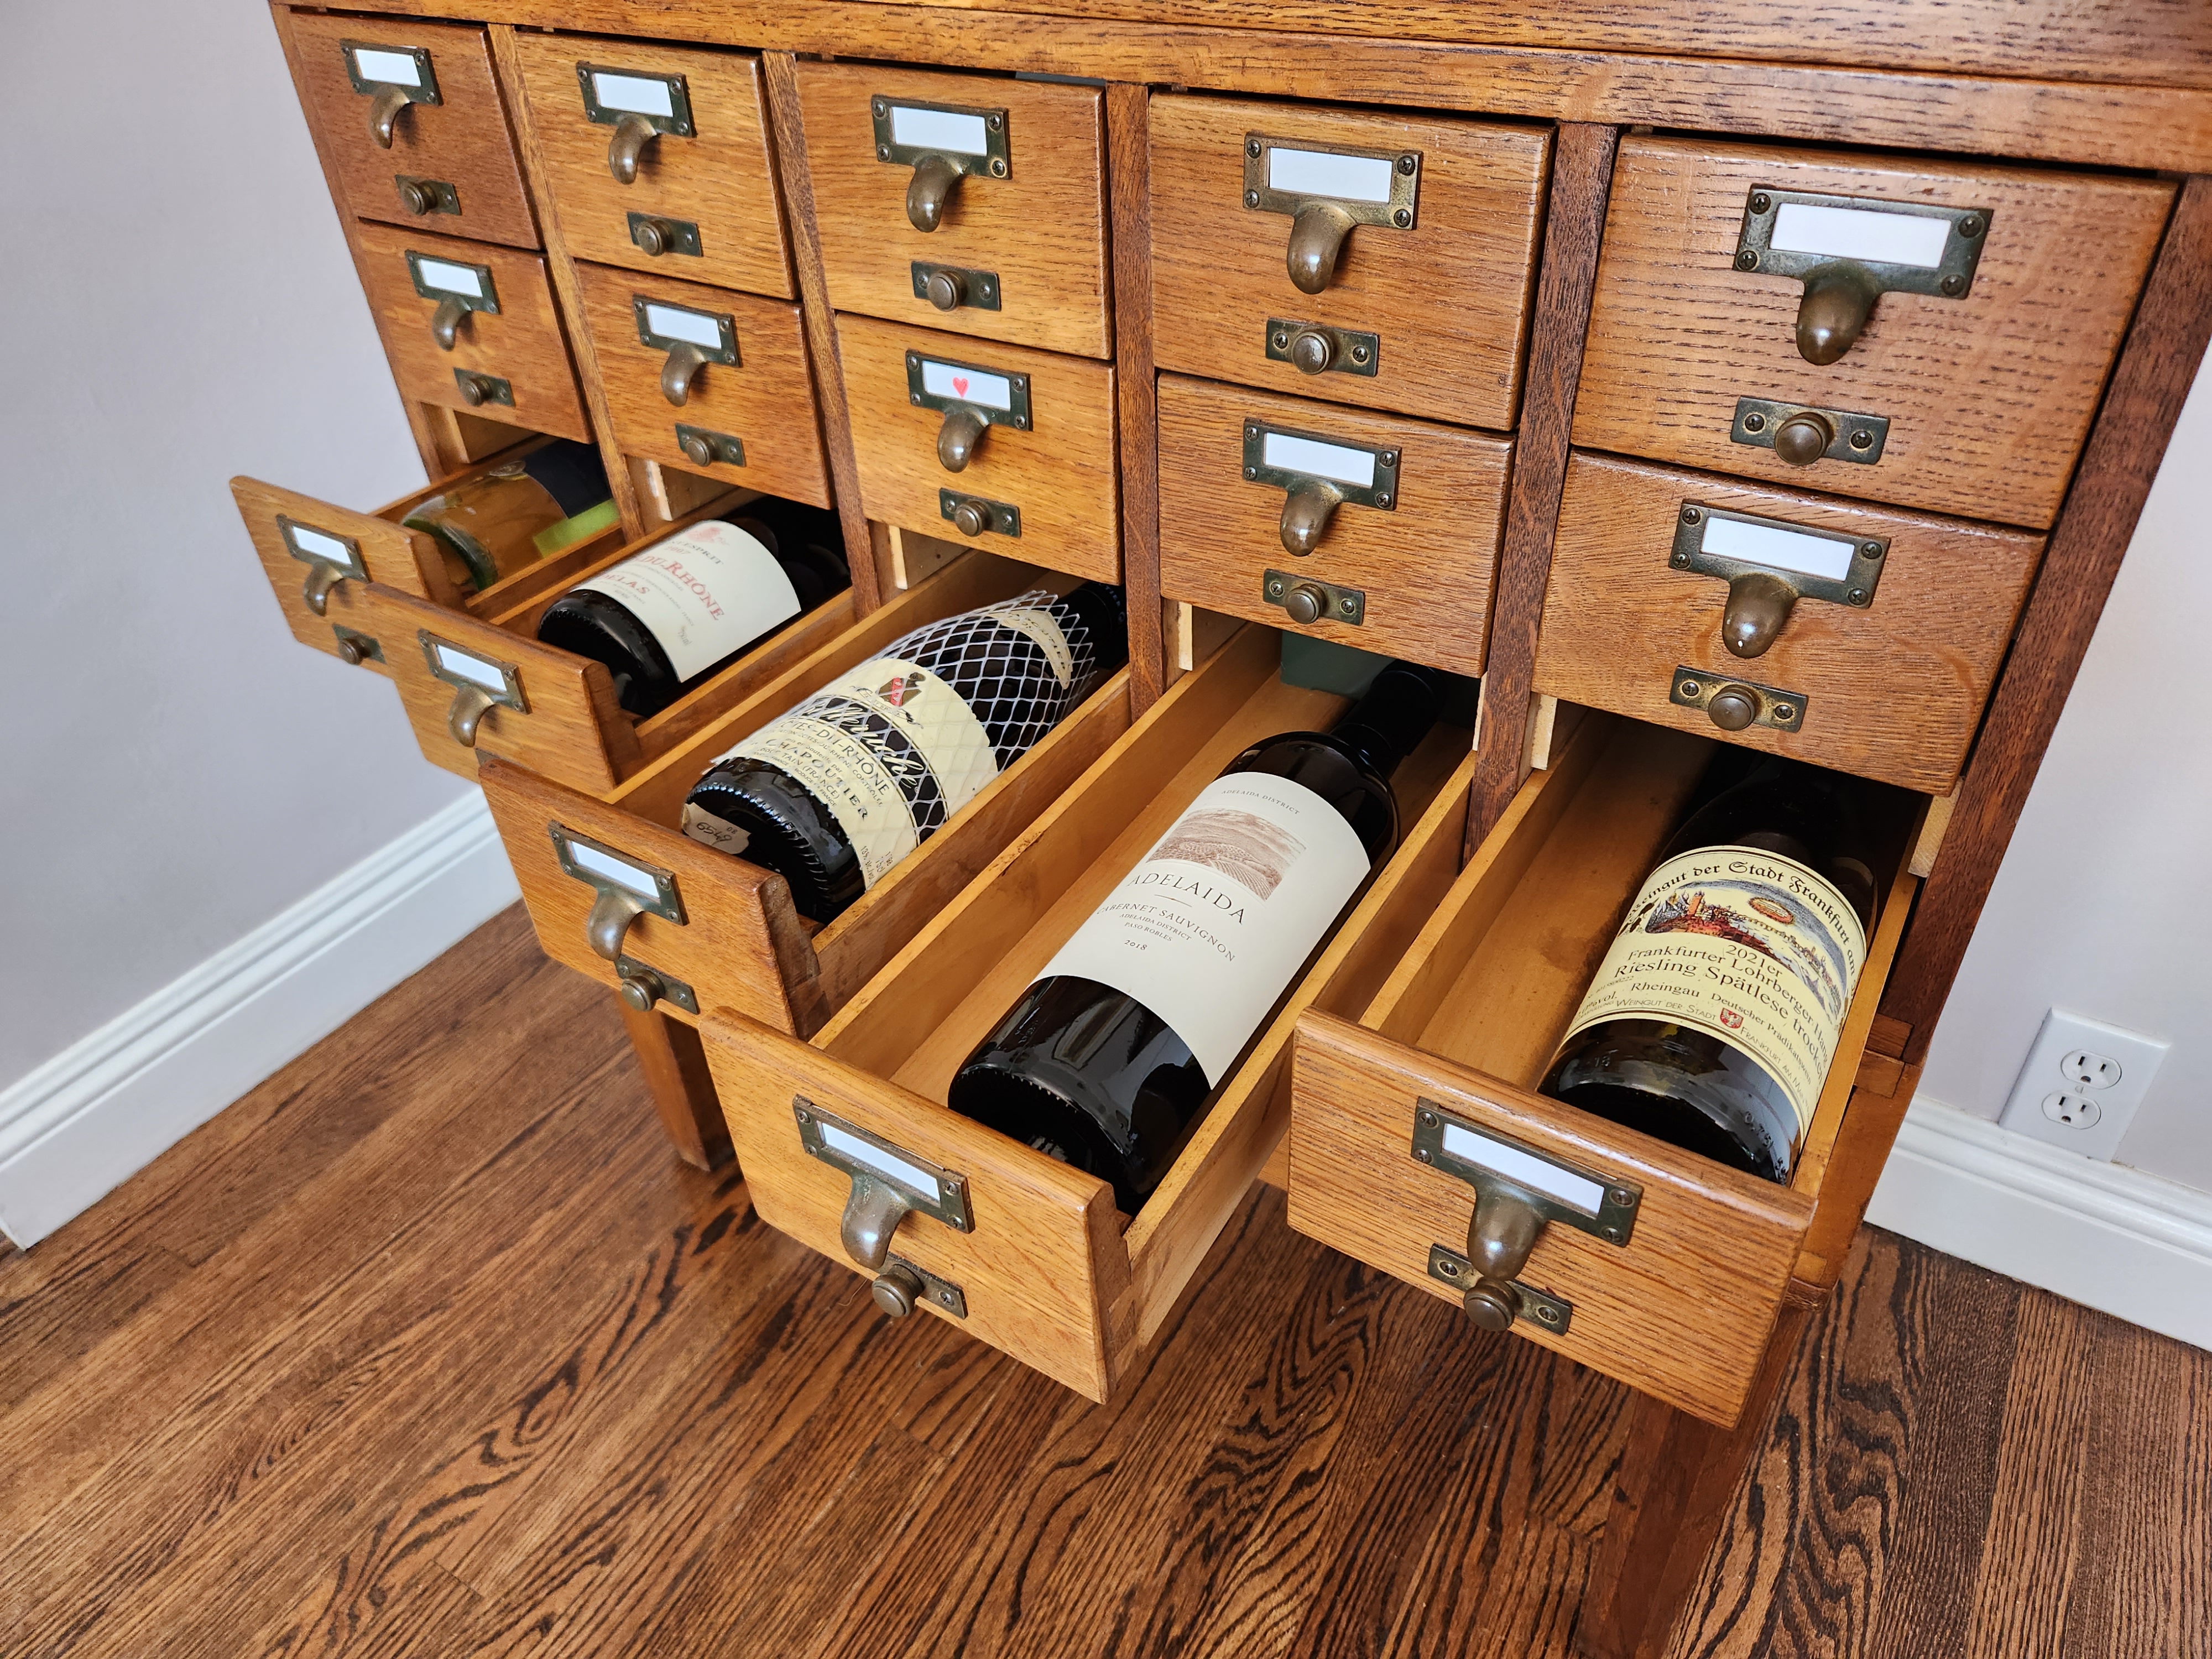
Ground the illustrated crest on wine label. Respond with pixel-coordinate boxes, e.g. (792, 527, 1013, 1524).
(877, 671, 924, 708)
(1624, 872, 1853, 1024)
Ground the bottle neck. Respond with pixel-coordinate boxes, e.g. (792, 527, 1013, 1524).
(1328, 662, 1443, 779)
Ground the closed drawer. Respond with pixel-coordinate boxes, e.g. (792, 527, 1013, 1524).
(575, 262, 830, 509)
(353, 222, 588, 440)
(377, 487, 842, 790)
(1575, 137, 2173, 529)
(837, 314, 1120, 583)
(508, 34, 794, 299)
(695, 625, 1480, 1400)
(1149, 95, 1549, 431)
(1156, 374, 1508, 678)
(1532, 451, 2042, 794)
(796, 63, 1110, 359)
(288, 12, 537, 249)
(1288, 712, 1921, 1427)
(478, 553, 1130, 1033)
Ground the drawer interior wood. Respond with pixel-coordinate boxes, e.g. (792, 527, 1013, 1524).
(479, 550, 1127, 1033)
(700, 623, 1478, 1397)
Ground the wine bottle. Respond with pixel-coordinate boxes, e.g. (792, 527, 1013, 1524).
(536, 501, 849, 719)
(682, 583, 1129, 923)
(1538, 758, 1882, 1183)
(404, 440, 615, 592)
(946, 660, 1444, 1213)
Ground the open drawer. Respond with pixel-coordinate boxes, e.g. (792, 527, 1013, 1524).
(477, 551, 1128, 1035)
(1286, 711, 1922, 1427)
(371, 486, 856, 789)
(694, 624, 1480, 1400)
(232, 453, 526, 668)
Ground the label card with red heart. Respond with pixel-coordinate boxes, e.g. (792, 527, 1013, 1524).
(919, 358, 1013, 411)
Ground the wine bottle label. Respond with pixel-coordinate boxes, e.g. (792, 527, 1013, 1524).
(572, 521, 801, 681)
(687, 655, 1001, 885)
(1562, 846, 1869, 1136)
(1031, 772, 1370, 1086)
(978, 597, 1075, 689)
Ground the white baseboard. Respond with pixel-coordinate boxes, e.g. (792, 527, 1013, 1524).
(0, 791, 519, 1248)
(1867, 1097, 2212, 1352)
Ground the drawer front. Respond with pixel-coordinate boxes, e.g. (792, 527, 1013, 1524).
(837, 314, 1120, 583)
(509, 35, 794, 300)
(232, 477, 441, 666)
(1149, 95, 1550, 431)
(1290, 1010, 1813, 1428)
(375, 583, 635, 792)
(576, 263, 830, 508)
(1156, 374, 1509, 677)
(289, 13, 538, 249)
(796, 63, 1110, 359)
(353, 223, 588, 441)
(1532, 451, 2042, 794)
(1575, 137, 2173, 530)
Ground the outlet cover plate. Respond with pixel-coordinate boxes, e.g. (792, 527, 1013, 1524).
(1997, 1009, 2169, 1161)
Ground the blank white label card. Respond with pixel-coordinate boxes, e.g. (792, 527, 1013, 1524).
(1262, 431, 1376, 489)
(1439, 1121, 1606, 1217)
(565, 838, 661, 900)
(1700, 514, 1856, 582)
(641, 303, 726, 349)
(1770, 202, 1951, 269)
(414, 258, 483, 298)
(591, 71, 675, 119)
(289, 525, 356, 568)
(433, 644, 507, 692)
(920, 359, 1011, 410)
(889, 105, 989, 156)
(1267, 146, 1394, 204)
(350, 47, 423, 87)
(817, 1120, 938, 1198)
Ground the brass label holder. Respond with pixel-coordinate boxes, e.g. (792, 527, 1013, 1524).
(277, 515, 367, 582)
(911, 260, 1002, 312)
(632, 298, 738, 366)
(1243, 135, 1420, 229)
(394, 175, 460, 217)
(1671, 504, 1887, 611)
(1427, 1244, 1572, 1335)
(872, 97, 1011, 180)
(343, 40, 441, 107)
(905, 351, 1031, 430)
(1670, 667, 1809, 733)
(940, 489, 1021, 538)
(1263, 569, 1365, 627)
(674, 424, 746, 468)
(453, 369, 513, 409)
(1735, 187, 1992, 299)
(795, 1099, 973, 1275)
(406, 251, 500, 316)
(1730, 397, 1888, 466)
(547, 823, 684, 925)
(1243, 422, 1399, 510)
(1265, 318, 1380, 378)
(420, 630, 526, 713)
(1410, 1102, 1641, 1248)
(576, 63, 695, 139)
(628, 212, 702, 258)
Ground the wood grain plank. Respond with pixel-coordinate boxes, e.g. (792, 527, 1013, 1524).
(1104, 81, 1167, 709)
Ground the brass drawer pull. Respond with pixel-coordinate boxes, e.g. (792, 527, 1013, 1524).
(1262, 570, 1364, 627)
(1734, 187, 1994, 366)
(906, 349, 1031, 473)
(675, 424, 745, 468)
(628, 212, 702, 259)
(547, 824, 688, 1011)
(1243, 135, 1421, 296)
(407, 252, 499, 352)
(394, 175, 458, 217)
(453, 369, 512, 409)
(1242, 420, 1400, 557)
(633, 298, 738, 407)
(795, 1100, 973, 1316)
(578, 65, 696, 184)
(872, 96, 1011, 233)
(911, 260, 1001, 313)
(344, 41, 440, 150)
(940, 489, 1020, 538)
(277, 515, 367, 617)
(419, 630, 525, 746)
(873, 1255, 967, 1321)
(1265, 318, 1380, 378)
(1731, 397, 1889, 468)
(1671, 502, 1888, 658)
(1410, 1102, 1637, 1336)
(1670, 667, 1809, 733)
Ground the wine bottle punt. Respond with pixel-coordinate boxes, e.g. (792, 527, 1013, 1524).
(535, 500, 848, 719)
(946, 660, 1444, 1213)
(1538, 757, 1882, 1183)
(404, 440, 615, 592)
(681, 582, 1129, 924)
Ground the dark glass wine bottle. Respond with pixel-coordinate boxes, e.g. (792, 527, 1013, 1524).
(681, 582, 1129, 923)
(535, 500, 849, 719)
(946, 660, 1444, 1213)
(1538, 758, 1882, 1183)
(404, 440, 614, 592)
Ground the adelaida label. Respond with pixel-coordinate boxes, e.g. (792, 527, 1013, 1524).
(573, 520, 800, 681)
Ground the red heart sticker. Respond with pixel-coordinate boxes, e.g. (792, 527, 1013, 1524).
(952, 375, 970, 397)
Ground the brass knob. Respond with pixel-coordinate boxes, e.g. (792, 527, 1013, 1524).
(446, 682, 496, 746)
(871, 1262, 924, 1319)
(607, 112, 656, 184)
(1772, 410, 1835, 466)
(430, 295, 468, 352)
(1795, 264, 1883, 366)
(1286, 202, 1358, 294)
(366, 85, 409, 149)
(1462, 1194, 1542, 1334)
(950, 497, 990, 538)
(1288, 328, 1335, 375)
(587, 886, 646, 963)
(396, 178, 436, 216)
(633, 216, 673, 257)
(1706, 685, 1761, 731)
(1281, 582, 1328, 626)
(334, 633, 371, 666)
(937, 407, 988, 472)
(906, 154, 963, 233)
(661, 341, 707, 406)
(456, 372, 493, 407)
(1721, 571, 1802, 659)
(615, 968, 664, 1013)
(301, 561, 344, 618)
(680, 431, 715, 467)
(1279, 480, 1345, 556)
(924, 268, 966, 311)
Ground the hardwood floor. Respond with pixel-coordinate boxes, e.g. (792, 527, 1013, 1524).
(2, 906, 2205, 1658)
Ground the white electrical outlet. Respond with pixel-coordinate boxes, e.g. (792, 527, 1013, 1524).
(1997, 1009, 2169, 1160)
